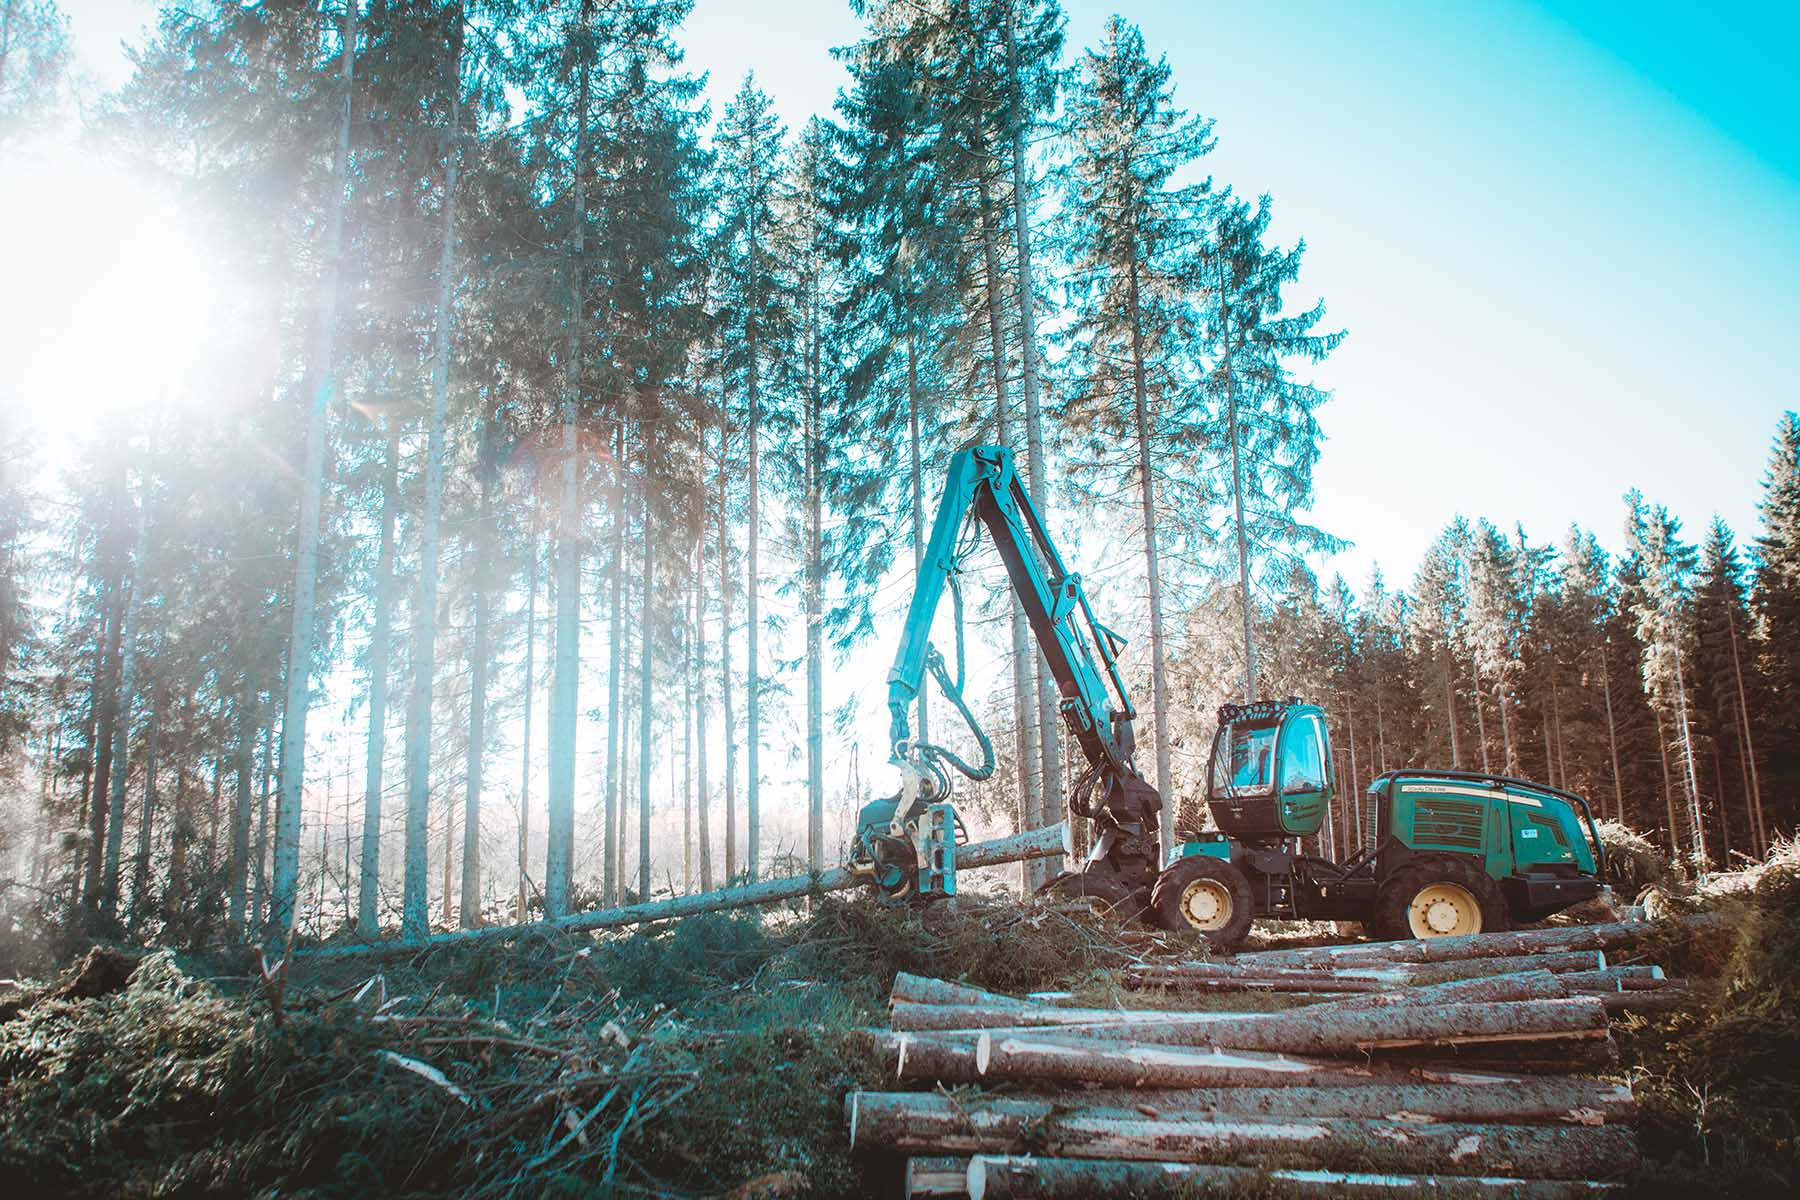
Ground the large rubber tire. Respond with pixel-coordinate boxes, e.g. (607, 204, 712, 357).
(1374, 856, 1510, 940)
(1150, 858, 1255, 952)
(1046, 870, 1150, 923)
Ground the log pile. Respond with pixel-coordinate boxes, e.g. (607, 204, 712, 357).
(847, 919, 1696, 1197)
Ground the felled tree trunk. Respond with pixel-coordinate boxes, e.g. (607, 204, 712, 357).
(302, 823, 1068, 958)
(1006, 1077, 1635, 1124)
(892, 973, 1038, 1009)
(847, 1092, 1637, 1178)
(966, 1155, 1627, 1200)
(1237, 917, 1721, 969)
(860, 1030, 1528, 1090)
(904, 1156, 967, 1199)
(1125, 951, 1605, 991)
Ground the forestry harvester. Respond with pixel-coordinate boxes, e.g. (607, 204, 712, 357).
(849, 446, 1608, 950)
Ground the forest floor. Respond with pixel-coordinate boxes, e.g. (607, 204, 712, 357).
(0, 849, 1796, 1198)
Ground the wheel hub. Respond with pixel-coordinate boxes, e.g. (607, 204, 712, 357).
(1180, 879, 1233, 931)
(1408, 882, 1480, 937)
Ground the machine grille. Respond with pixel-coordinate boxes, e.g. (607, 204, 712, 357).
(1412, 797, 1486, 852)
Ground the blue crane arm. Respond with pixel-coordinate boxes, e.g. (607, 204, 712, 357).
(886, 446, 1138, 779)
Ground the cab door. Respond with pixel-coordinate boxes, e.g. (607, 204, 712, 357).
(1275, 711, 1332, 838)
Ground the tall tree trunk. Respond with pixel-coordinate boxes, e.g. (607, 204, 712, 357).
(605, 420, 627, 905)
(906, 319, 929, 744)
(1655, 708, 1680, 858)
(545, 0, 592, 920)
(360, 421, 397, 931)
(1345, 705, 1361, 850)
(254, 725, 271, 928)
(273, 0, 357, 946)
(1216, 252, 1256, 702)
(975, 168, 1040, 866)
(461, 420, 491, 928)
(1006, 10, 1060, 879)
(805, 268, 824, 874)
(166, 762, 188, 924)
(746, 287, 763, 886)
(1439, 650, 1460, 767)
(718, 418, 738, 881)
(1669, 642, 1708, 869)
(129, 691, 159, 927)
(1494, 676, 1516, 774)
(1470, 667, 1491, 773)
(77, 604, 108, 909)
(403, 30, 458, 939)
(1724, 607, 1766, 855)
(683, 553, 694, 893)
(517, 495, 539, 920)
(1126, 258, 1173, 860)
(695, 527, 713, 891)
(638, 490, 655, 902)
(102, 457, 150, 919)
(1598, 640, 1625, 823)
(229, 688, 255, 931)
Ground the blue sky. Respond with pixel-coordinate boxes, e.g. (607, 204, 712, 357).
(60, 1, 1799, 588)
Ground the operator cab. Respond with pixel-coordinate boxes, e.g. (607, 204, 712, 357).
(1205, 699, 1333, 845)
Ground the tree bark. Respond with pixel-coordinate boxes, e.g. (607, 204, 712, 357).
(906, 321, 929, 745)
(545, 0, 592, 921)
(638, 489, 654, 902)
(128, 691, 160, 927)
(605, 420, 627, 905)
(102, 455, 151, 919)
(517, 493, 539, 921)
(695, 525, 712, 891)
(1440, 651, 1461, 768)
(848, 1092, 1637, 1178)
(1598, 640, 1625, 823)
(272, 0, 356, 948)
(1240, 917, 1718, 969)
(718, 416, 737, 881)
(975, 169, 1040, 867)
(1004, 1079, 1634, 1125)
(804, 257, 824, 874)
(228, 688, 255, 930)
(301, 823, 1068, 956)
(1006, 9, 1061, 881)
(1125, 258, 1173, 861)
(460, 415, 490, 929)
(1216, 252, 1256, 703)
(891, 972, 1039, 1009)
(403, 34, 458, 939)
(1724, 606, 1766, 854)
(966, 1155, 1628, 1200)
(1126, 951, 1604, 991)
(746, 183, 763, 886)
(360, 421, 397, 932)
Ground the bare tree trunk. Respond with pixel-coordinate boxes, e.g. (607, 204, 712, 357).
(128, 691, 159, 927)
(604, 420, 627, 905)
(1126, 259, 1172, 860)
(1599, 640, 1624, 823)
(695, 529, 712, 891)
(1439, 650, 1460, 767)
(975, 169, 1040, 867)
(517, 494, 538, 920)
(1495, 676, 1517, 774)
(254, 725, 272, 928)
(403, 23, 457, 939)
(1215, 253, 1256, 703)
(1655, 708, 1679, 856)
(103, 457, 150, 919)
(1669, 642, 1708, 869)
(683, 549, 693, 893)
(272, 0, 357, 947)
(229, 688, 255, 931)
(906, 320, 929, 744)
(545, 0, 592, 920)
(746, 192, 764, 885)
(719, 418, 738, 881)
(1006, 10, 1060, 881)
(460, 419, 491, 928)
(1724, 607, 1766, 855)
(360, 421, 397, 932)
(1470, 666, 1492, 773)
(805, 260, 824, 874)
(637, 489, 655, 901)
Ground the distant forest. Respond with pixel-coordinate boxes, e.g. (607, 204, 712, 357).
(0, 0, 1792, 949)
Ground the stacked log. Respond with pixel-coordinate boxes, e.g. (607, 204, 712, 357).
(849, 919, 1688, 1197)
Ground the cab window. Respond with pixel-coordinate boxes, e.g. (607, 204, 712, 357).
(1212, 723, 1278, 797)
(1280, 715, 1328, 794)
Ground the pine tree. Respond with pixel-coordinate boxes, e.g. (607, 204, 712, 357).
(1060, 15, 1217, 855)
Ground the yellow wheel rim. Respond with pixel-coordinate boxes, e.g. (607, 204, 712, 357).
(1407, 882, 1482, 937)
(1180, 879, 1234, 931)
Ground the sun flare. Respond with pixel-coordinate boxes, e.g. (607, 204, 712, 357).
(0, 151, 229, 454)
